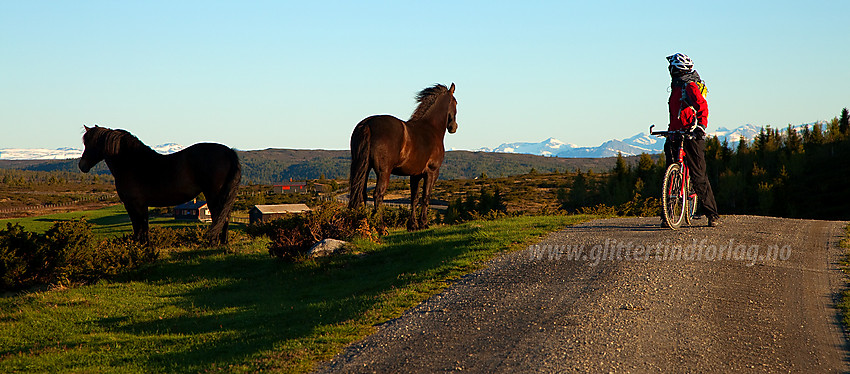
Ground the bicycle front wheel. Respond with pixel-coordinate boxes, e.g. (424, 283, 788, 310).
(686, 178, 698, 225)
(662, 163, 687, 229)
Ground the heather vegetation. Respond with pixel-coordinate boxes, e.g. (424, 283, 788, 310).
(0, 169, 116, 212)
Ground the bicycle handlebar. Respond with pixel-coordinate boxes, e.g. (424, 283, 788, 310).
(649, 124, 695, 138)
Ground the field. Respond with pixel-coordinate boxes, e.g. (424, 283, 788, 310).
(0, 204, 214, 237)
(0, 206, 592, 372)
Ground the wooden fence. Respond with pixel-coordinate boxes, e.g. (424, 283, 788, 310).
(0, 194, 118, 214)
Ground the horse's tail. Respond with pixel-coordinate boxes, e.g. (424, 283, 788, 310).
(348, 121, 371, 209)
(209, 148, 242, 244)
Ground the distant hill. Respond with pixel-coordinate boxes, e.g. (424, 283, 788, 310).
(0, 149, 646, 185)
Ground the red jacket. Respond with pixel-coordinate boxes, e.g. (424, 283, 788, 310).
(668, 81, 708, 131)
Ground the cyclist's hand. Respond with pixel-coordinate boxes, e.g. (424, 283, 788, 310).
(692, 124, 706, 140)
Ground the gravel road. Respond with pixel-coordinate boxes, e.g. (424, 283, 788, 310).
(316, 215, 849, 373)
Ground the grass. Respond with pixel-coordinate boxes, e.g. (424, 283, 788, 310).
(0, 214, 593, 373)
(0, 204, 223, 238)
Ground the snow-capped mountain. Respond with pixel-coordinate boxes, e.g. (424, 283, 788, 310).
(477, 137, 578, 156)
(150, 143, 184, 155)
(479, 123, 814, 158)
(706, 124, 762, 144)
(478, 131, 666, 158)
(0, 147, 85, 160)
(556, 138, 664, 158)
(0, 144, 186, 160)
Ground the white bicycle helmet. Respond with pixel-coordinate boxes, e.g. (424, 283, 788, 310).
(666, 53, 694, 73)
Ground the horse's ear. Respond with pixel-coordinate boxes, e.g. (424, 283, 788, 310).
(84, 125, 90, 131)
(449, 83, 455, 94)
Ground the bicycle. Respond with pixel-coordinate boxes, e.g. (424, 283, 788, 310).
(649, 125, 699, 229)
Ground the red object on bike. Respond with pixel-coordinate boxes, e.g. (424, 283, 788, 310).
(668, 81, 708, 131)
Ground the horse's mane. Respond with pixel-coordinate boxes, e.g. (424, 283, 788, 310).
(408, 84, 449, 121)
(84, 126, 153, 156)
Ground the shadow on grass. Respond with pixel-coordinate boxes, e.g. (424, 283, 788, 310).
(96, 223, 489, 372)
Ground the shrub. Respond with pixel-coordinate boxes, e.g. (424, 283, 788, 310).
(0, 220, 159, 291)
(578, 204, 618, 217)
(250, 202, 378, 261)
(442, 186, 507, 224)
(375, 205, 412, 229)
(572, 196, 660, 218)
(0, 223, 39, 289)
(148, 226, 207, 249)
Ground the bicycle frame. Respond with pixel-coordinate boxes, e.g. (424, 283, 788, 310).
(649, 125, 698, 228)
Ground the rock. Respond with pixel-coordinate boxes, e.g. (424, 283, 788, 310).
(308, 238, 349, 258)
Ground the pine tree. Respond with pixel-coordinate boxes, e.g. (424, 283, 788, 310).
(784, 124, 803, 154)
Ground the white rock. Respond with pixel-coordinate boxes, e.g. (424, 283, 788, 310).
(308, 238, 349, 258)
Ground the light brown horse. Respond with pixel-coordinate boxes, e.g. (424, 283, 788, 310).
(348, 83, 458, 230)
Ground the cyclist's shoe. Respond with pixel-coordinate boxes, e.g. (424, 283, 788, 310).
(707, 216, 721, 227)
(692, 214, 704, 220)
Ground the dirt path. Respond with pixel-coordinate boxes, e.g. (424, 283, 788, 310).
(316, 215, 849, 373)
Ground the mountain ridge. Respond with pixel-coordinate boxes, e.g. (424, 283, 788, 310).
(475, 123, 776, 158)
(1, 123, 822, 161)
(0, 143, 184, 161)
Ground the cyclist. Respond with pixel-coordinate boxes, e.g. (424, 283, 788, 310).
(665, 53, 721, 227)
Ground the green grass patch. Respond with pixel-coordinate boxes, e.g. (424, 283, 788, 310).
(0, 214, 592, 373)
(0, 205, 231, 239)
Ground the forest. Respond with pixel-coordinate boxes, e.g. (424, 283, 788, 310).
(563, 108, 850, 220)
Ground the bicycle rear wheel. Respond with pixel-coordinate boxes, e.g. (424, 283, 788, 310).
(662, 164, 687, 229)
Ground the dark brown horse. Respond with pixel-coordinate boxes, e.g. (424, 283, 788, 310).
(348, 83, 458, 230)
(78, 125, 241, 245)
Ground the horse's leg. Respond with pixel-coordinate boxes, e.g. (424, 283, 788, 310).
(408, 175, 423, 231)
(219, 212, 229, 246)
(419, 169, 439, 229)
(361, 167, 370, 208)
(373, 170, 390, 213)
(213, 198, 231, 246)
(126, 203, 150, 245)
(206, 198, 223, 246)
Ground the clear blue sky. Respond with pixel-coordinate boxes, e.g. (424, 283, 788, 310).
(2, 1, 848, 151)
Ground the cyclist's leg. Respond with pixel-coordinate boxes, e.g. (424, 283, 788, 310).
(684, 137, 719, 219)
(663, 136, 677, 167)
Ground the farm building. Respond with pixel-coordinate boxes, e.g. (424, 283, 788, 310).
(249, 204, 312, 224)
(312, 183, 332, 194)
(174, 200, 212, 222)
(273, 181, 308, 194)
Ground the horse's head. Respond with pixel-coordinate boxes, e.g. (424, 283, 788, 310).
(79, 125, 107, 173)
(447, 83, 458, 134)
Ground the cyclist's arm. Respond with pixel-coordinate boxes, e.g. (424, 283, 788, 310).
(685, 82, 708, 128)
